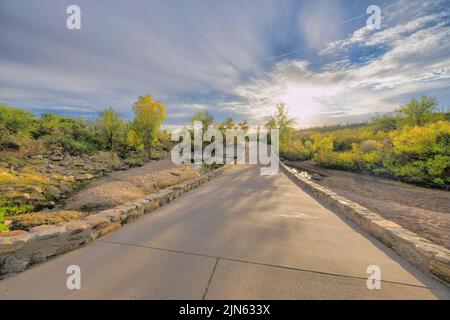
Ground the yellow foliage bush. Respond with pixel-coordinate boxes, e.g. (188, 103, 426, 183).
(285, 119, 449, 187)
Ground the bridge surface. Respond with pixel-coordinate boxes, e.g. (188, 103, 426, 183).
(0, 165, 448, 299)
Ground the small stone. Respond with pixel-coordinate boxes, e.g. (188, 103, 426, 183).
(50, 155, 64, 161)
(311, 173, 323, 181)
(75, 173, 95, 181)
(46, 185, 62, 198)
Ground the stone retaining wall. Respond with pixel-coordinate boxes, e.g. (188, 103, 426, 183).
(280, 162, 450, 285)
(0, 166, 226, 278)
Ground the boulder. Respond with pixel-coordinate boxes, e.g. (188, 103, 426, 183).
(83, 214, 110, 230)
(56, 220, 91, 236)
(46, 185, 62, 199)
(29, 225, 68, 240)
(0, 231, 31, 255)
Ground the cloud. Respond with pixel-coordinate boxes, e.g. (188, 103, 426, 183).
(0, 0, 449, 127)
(0, 0, 281, 118)
(297, 0, 346, 50)
(225, 6, 450, 127)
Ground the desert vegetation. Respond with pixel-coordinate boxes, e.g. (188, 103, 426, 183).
(277, 96, 450, 189)
(0, 95, 172, 231)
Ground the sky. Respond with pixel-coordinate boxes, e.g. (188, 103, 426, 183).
(1, 0, 449, 127)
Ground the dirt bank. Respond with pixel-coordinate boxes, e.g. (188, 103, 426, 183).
(63, 159, 199, 211)
(287, 160, 450, 249)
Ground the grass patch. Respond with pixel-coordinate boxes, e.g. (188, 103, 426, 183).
(10, 210, 89, 230)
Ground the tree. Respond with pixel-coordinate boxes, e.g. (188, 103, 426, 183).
(222, 117, 235, 130)
(238, 120, 249, 132)
(264, 102, 296, 151)
(0, 103, 36, 136)
(97, 107, 125, 151)
(397, 96, 437, 126)
(190, 111, 214, 133)
(132, 95, 167, 160)
(370, 114, 397, 132)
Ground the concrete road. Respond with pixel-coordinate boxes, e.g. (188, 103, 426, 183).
(0, 165, 449, 299)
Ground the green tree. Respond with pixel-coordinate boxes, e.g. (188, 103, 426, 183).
(397, 96, 437, 126)
(191, 111, 214, 133)
(97, 107, 125, 151)
(0, 103, 36, 136)
(370, 114, 397, 132)
(132, 95, 167, 160)
(264, 102, 296, 152)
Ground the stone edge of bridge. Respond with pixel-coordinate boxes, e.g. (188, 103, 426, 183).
(280, 161, 450, 286)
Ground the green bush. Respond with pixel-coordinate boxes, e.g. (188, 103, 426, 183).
(0, 104, 36, 136)
(283, 101, 449, 188)
(43, 135, 94, 155)
(0, 195, 37, 216)
(0, 210, 8, 232)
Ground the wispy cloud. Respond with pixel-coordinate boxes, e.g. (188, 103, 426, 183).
(224, 0, 450, 126)
(0, 0, 449, 126)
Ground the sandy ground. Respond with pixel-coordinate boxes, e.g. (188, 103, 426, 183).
(64, 159, 199, 211)
(287, 161, 450, 249)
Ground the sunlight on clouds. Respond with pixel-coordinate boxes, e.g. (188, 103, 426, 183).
(226, 1, 450, 127)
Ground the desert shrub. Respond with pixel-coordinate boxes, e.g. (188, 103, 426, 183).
(380, 121, 449, 186)
(360, 140, 383, 153)
(311, 134, 333, 154)
(0, 104, 36, 136)
(0, 135, 22, 151)
(0, 195, 37, 216)
(391, 162, 428, 184)
(282, 140, 311, 161)
(314, 150, 357, 170)
(284, 103, 448, 187)
(330, 129, 371, 151)
(369, 114, 397, 132)
(358, 151, 383, 171)
(0, 210, 7, 231)
(426, 155, 450, 185)
(43, 135, 94, 155)
(391, 122, 446, 158)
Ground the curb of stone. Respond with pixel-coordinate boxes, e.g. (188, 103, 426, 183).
(0, 166, 226, 278)
(280, 161, 450, 285)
